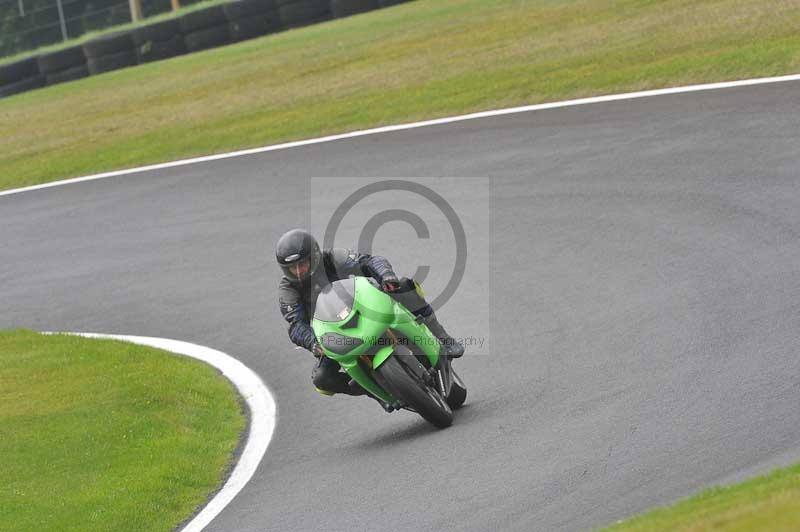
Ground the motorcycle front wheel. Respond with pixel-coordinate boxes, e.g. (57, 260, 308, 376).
(377, 354, 453, 428)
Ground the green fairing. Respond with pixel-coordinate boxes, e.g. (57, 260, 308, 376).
(312, 277, 441, 403)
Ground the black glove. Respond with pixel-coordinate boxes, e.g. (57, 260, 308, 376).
(312, 343, 325, 358)
(380, 273, 401, 292)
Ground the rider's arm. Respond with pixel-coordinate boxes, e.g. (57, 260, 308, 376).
(329, 248, 397, 284)
(278, 279, 319, 354)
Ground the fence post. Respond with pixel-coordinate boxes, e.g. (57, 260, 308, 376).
(55, 0, 68, 40)
(129, 0, 143, 21)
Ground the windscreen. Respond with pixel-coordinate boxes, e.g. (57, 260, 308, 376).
(314, 278, 356, 322)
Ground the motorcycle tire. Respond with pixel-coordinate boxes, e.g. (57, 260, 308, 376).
(331, 0, 377, 18)
(83, 31, 135, 59)
(87, 50, 138, 75)
(377, 354, 452, 428)
(37, 46, 86, 75)
(0, 57, 39, 86)
(0, 75, 44, 98)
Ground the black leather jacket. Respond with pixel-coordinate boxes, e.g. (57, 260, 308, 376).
(278, 248, 396, 353)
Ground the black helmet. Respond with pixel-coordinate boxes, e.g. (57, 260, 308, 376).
(276, 229, 321, 283)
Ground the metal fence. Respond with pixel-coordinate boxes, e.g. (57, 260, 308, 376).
(0, 0, 186, 58)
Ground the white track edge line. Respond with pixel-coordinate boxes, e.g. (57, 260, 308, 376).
(46, 332, 276, 532)
(3, 73, 800, 198)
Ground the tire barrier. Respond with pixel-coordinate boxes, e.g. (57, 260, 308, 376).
(180, 5, 232, 53)
(229, 14, 282, 42)
(0, 0, 416, 99)
(133, 20, 186, 64)
(83, 32, 135, 59)
(135, 18, 182, 43)
(37, 46, 86, 75)
(137, 35, 187, 63)
(225, 0, 283, 42)
(276, 0, 331, 28)
(180, 5, 228, 34)
(184, 23, 232, 53)
(0, 75, 45, 98)
(45, 64, 90, 85)
(0, 57, 43, 97)
(37, 46, 88, 87)
(83, 32, 139, 76)
(223, 0, 278, 19)
(331, 0, 378, 18)
(0, 57, 39, 86)
(88, 50, 139, 75)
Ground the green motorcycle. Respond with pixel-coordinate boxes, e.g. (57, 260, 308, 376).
(312, 276, 467, 428)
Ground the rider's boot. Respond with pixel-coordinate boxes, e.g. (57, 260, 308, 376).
(420, 311, 464, 358)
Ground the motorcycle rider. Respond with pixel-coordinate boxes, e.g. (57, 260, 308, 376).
(276, 228, 464, 398)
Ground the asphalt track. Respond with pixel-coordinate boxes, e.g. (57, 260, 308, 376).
(2, 80, 800, 531)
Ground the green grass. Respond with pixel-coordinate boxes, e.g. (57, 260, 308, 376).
(606, 463, 800, 531)
(1, 0, 799, 191)
(0, 330, 246, 532)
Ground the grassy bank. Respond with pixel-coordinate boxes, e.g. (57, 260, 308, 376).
(0, 330, 246, 532)
(1, 0, 799, 191)
(606, 463, 800, 531)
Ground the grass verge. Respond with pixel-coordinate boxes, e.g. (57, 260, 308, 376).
(0, 329, 246, 532)
(1, 0, 799, 191)
(606, 463, 800, 531)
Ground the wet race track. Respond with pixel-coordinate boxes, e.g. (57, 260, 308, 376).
(2, 81, 799, 531)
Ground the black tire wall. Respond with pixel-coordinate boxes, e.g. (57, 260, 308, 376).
(276, 0, 331, 28)
(225, 0, 283, 41)
(133, 19, 182, 44)
(83, 32, 135, 59)
(224, 0, 278, 19)
(331, 0, 378, 18)
(37, 46, 86, 74)
(0, 57, 43, 97)
(0, 75, 45, 97)
(45, 64, 89, 85)
(88, 50, 139, 75)
(181, 5, 232, 52)
(136, 35, 186, 63)
(180, 5, 228, 33)
(83, 31, 139, 75)
(133, 20, 186, 63)
(229, 14, 282, 42)
(0, 57, 39, 85)
(184, 24, 232, 53)
(37, 46, 88, 87)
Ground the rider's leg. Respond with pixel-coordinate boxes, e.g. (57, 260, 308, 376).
(388, 278, 464, 358)
(311, 357, 365, 396)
